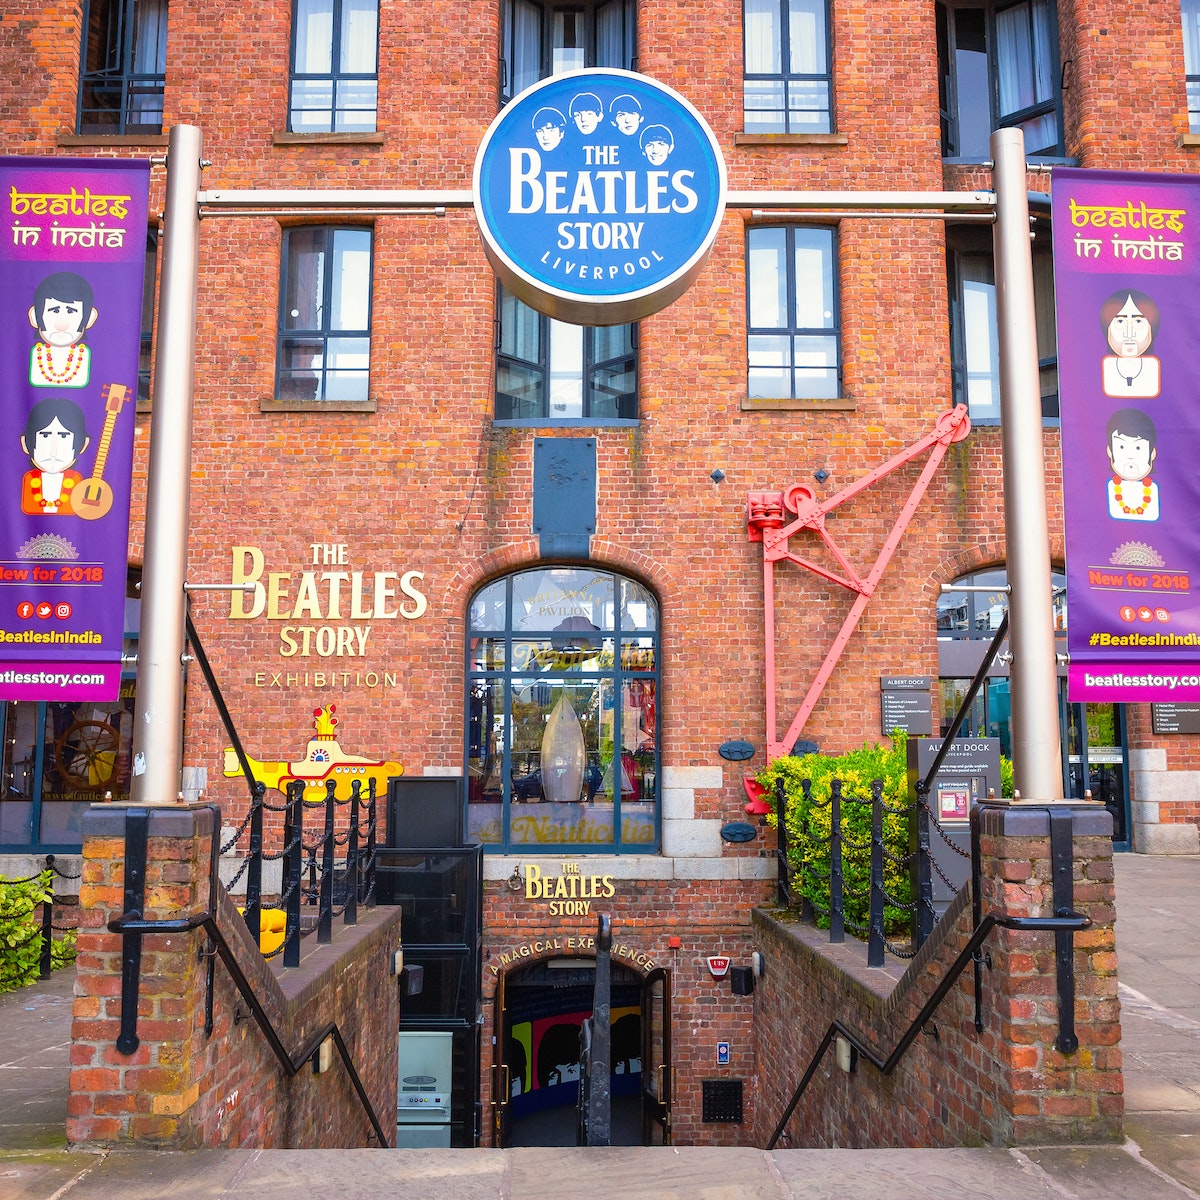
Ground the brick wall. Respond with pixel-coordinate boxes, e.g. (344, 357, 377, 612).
(69, 803, 401, 1147)
(751, 802, 1122, 1148)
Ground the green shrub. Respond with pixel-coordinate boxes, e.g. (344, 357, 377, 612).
(757, 732, 914, 937)
(0, 870, 77, 993)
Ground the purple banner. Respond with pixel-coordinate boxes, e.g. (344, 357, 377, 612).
(1054, 167, 1200, 701)
(0, 157, 149, 701)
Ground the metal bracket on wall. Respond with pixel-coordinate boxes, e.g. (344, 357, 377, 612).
(747, 404, 972, 766)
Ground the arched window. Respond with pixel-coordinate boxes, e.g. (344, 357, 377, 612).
(466, 566, 659, 853)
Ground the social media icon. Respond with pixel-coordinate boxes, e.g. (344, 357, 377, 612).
(16, 601, 33, 620)
(55, 602, 72, 619)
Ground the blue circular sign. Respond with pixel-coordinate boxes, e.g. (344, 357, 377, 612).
(473, 69, 727, 325)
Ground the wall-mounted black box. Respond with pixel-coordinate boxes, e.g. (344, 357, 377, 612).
(729, 965, 754, 995)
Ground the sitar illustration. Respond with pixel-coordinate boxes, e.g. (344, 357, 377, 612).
(75, 382, 129, 521)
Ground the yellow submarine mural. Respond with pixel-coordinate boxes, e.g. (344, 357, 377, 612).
(223, 703, 403, 801)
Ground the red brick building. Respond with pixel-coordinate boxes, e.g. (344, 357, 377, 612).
(1, 0, 1197, 1148)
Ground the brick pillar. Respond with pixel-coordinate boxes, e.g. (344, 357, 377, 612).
(976, 801, 1122, 1143)
(69, 804, 217, 1144)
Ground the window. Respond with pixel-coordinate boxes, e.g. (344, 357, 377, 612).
(1183, 0, 1200, 133)
(743, 0, 832, 134)
(0, 575, 141, 852)
(497, 1, 638, 421)
(289, 0, 378, 133)
(947, 224, 1057, 422)
(936, 0, 1061, 158)
(501, 0, 635, 104)
(77, 0, 168, 135)
(747, 225, 840, 400)
(466, 567, 660, 853)
(277, 227, 372, 403)
(496, 286, 637, 422)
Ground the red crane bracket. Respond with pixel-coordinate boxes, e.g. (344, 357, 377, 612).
(747, 405, 970, 774)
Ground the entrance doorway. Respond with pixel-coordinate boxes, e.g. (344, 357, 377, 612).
(491, 958, 671, 1147)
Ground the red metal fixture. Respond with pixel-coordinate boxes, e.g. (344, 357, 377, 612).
(748, 405, 971, 774)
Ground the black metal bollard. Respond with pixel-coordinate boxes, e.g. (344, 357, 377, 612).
(799, 779, 815, 923)
(775, 777, 790, 907)
(829, 779, 844, 943)
(345, 779, 360, 926)
(318, 779, 336, 944)
(363, 778, 377, 904)
(867, 779, 885, 967)
(282, 780, 304, 968)
(244, 780, 265, 947)
(38, 856, 54, 979)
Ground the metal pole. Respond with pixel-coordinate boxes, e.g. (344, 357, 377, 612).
(991, 127, 1063, 801)
(586, 913, 612, 1146)
(130, 125, 202, 805)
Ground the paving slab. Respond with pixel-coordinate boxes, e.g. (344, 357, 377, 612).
(1020, 1143, 1195, 1200)
(1126, 1114, 1200, 1196)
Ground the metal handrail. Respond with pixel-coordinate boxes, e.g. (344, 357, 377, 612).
(107, 804, 389, 1146)
(764, 906, 1090, 1149)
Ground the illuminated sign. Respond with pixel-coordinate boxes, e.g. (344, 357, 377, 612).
(473, 69, 727, 324)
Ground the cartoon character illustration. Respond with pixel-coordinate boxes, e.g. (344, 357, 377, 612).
(609, 94, 643, 135)
(1100, 289, 1161, 399)
(222, 703, 404, 801)
(1105, 407, 1159, 522)
(569, 92, 604, 135)
(20, 396, 91, 517)
(639, 124, 674, 165)
(532, 106, 566, 151)
(28, 272, 97, 389)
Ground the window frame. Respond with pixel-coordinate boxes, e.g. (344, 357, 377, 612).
(937, 0, 1064, 160)
(76, 0, 168, 136)
(465, 567, 661, 855)
(275, 225, 374, 406)
(746, 223, 842, 401)
(495, 286, 638, 425)
(501, 0, 636, 105)
(946, 221, 1058, 425)
(287, 0, 380, 134)
(742, 0, 834, 135)
(1183, 0, 1200, 134)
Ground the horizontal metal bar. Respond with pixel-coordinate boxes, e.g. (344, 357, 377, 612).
(198, 189, 474, 208)
(200, 207, 447, 219)
(730, 190, 995, 211)
(941, 584, 1012, 593)
(750, 210, 995, 221)
(184, 582, 256, 592)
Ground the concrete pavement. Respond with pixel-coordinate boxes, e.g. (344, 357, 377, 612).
(1, 853, 1198, 1199)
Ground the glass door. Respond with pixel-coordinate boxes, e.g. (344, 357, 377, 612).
(640, 967, 672, 1145)
(491, 969, 511, 1147)
(1061, 691, 1130, 850)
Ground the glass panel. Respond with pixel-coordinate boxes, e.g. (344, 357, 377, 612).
(468, 637, 508, 670)
(0, 703, 37, 845)
(467, 678, 504, 837)
(791, 334, 839, 397)
(497, 361, 544, 420)
(748, 228, 788, 328)
(620, 638, 656, 671)
(330, 230, 371, 330)
(511, 637, 615, 674)
(995, 3, 1037, 115)
(322, 336, 370, 400)
(290, 79, 336, 131)
(510, 569, 615, 633)
(340, 0, 378, 72)
(595, 0, 633, 69)
(587, 359, 636, 419)
(1015, 110, 1058, 155)
(748, 334, 792, 398)
(548, 321, 584, 418)
(333, 79, 378, 131)
(295, 0, 335, 73)
(506, 0, 542, 99)
(1186, 0, 1200, 131)
(939, 678, 985, 738)
(793, 229, 834, 330)
(500, 288, 542, 365)
(469, 579, 508, 632)
(786, 78, 831, 131)
(620, 579, 658, 631)
(961, 255, 1000, 421)
(744, 79, 787, 132)
(278, 339, 323, 401)
(953, 8, 990, 158)
(283, 230, 325, 330)
(788, 0, 826, 72)
(745, 0, 782, 74)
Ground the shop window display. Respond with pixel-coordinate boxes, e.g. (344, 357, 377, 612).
(466, 567, 659, 853)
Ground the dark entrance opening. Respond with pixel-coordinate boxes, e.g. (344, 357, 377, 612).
(493, 957, 669, 1147)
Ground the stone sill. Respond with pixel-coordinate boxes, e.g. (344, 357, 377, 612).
(260, 399, 377, 413)
(483, 853, 777, 882)
(1180, 134, 1200, 148)
(734, 133, 848, 147)
(741, 396, 856, 412)
(272, 132, 385, 146)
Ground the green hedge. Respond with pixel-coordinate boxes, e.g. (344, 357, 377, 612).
(757, 733, 915, 937)
(0, 870, 77, 993)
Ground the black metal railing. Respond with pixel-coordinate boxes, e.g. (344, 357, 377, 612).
(765, 801, 1091, 1149)
(0, 854, 81, 982)
(185, 609, 377, 967)
(220, 776, 378, 970)
(776, 776, 919, 967)
(108, 805, 389, 1146)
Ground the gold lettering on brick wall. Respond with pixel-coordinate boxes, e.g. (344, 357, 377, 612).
(489, 935, 655, 976)
(227, 543, 428, 676)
